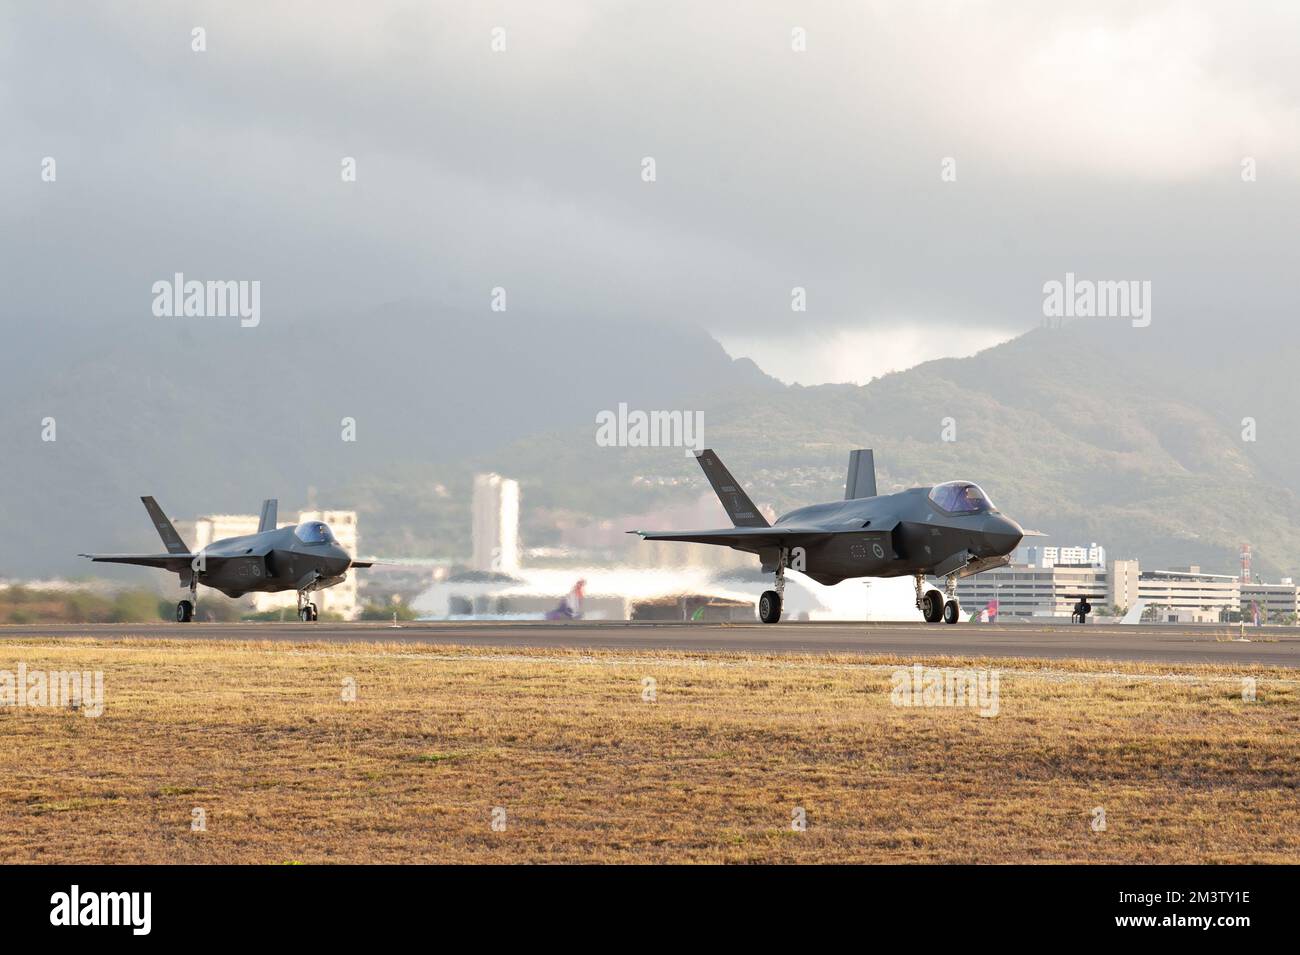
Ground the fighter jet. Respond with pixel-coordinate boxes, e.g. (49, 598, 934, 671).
(80, 497, 373, 622)
(631, 449, 1025, 625)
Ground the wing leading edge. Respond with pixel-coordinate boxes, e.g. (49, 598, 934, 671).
(628, 526, 829, 552)
(78, 552, 197, 572)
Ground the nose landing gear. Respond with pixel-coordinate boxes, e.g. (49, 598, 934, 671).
(297, 591, 319, 622)
(941, 573, 961, 625)
(942, 598, 960, 625)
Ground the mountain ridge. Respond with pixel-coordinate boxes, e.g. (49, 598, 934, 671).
(3, 309, 1295, 579)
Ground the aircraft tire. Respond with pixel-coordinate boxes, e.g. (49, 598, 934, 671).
(758, 590, 782, 624)
(176, 600, 194, 623)
(942, 599, 960, 625)
(922, 590, 944, 623)
(299, 607, 312, 623)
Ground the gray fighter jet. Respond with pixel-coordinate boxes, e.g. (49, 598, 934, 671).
(632, 449, 1025, 624)
(80, 497, 372, 622)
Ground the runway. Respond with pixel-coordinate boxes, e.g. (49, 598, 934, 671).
(2, 620, 1297, 666)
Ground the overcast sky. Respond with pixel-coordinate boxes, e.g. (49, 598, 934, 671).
(3, 1, 1297, 384)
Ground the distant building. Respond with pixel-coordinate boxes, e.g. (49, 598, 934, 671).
(957, 563, 1111, 618)
(1138, 567, 1240, 624)
(183, 508, 361, 620)
(1109, 559, 1140, 613)
(1241, 580, 1300, 623)
(471, 473, 520, 574)
(957, 558, 1238, 622)
(1019, 542, 1106, 568)
(189, 514, 260, 550)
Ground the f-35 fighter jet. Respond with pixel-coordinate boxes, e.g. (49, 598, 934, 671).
(80, 497, 373, 622)
(632, 449, 1025, 624)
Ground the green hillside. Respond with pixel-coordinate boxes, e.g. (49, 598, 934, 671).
(7, 313, 1296, 580)
(411, 320, 1300, 578)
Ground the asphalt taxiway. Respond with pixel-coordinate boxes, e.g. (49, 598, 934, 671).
(2, 620, 1296, 666)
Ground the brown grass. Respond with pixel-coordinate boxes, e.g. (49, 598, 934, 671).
(1, 638, 1297, 863)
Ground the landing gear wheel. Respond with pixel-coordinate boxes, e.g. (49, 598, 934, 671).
(297, 592, 320, 622)
(176, 600, 194, 623)
(942, 599, 960, 625)
(922, 589, 944, 623)
(758, 590, 782, 624)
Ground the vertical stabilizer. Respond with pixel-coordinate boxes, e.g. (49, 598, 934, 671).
(258, 499, 278, 533)
(140, 496, 191, 554)
(845, 449, 877, 499)
(694, 450, 770, 528)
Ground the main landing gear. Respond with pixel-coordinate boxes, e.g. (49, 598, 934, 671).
(916, 572, 961, 625)
(297, 591, 319, 622)
(758, 550, 787, 624)
(176, 578, 198, 623)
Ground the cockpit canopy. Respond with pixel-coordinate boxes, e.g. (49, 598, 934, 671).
(294, 521, 337, 544)
(928, 481, 994, 514)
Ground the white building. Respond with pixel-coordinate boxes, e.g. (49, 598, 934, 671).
(956, 558, 1237, 622)
(189, 514, 260, 550)
(1022, 542, 1106, 568)
(1138, 567, 1240, 624)
(957, 563, 1111, 618)
(471, 473, 520, 574)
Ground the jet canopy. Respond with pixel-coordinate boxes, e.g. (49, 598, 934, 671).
(928, 481, 994, 514)
(294, 521, 337, 544)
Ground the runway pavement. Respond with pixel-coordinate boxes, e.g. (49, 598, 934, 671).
(1, 620, 1297, 666)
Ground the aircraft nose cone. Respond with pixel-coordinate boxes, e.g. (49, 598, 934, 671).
(983, 515, 1023, 556)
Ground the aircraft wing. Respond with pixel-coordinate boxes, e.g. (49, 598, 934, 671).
(629, 526, 829, 550)
(79, 552, 197, 572)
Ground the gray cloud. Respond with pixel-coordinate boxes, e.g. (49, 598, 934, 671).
(2, 1, 1298, 381)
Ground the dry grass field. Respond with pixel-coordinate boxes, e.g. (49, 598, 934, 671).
(1, 637, 1297, 863)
